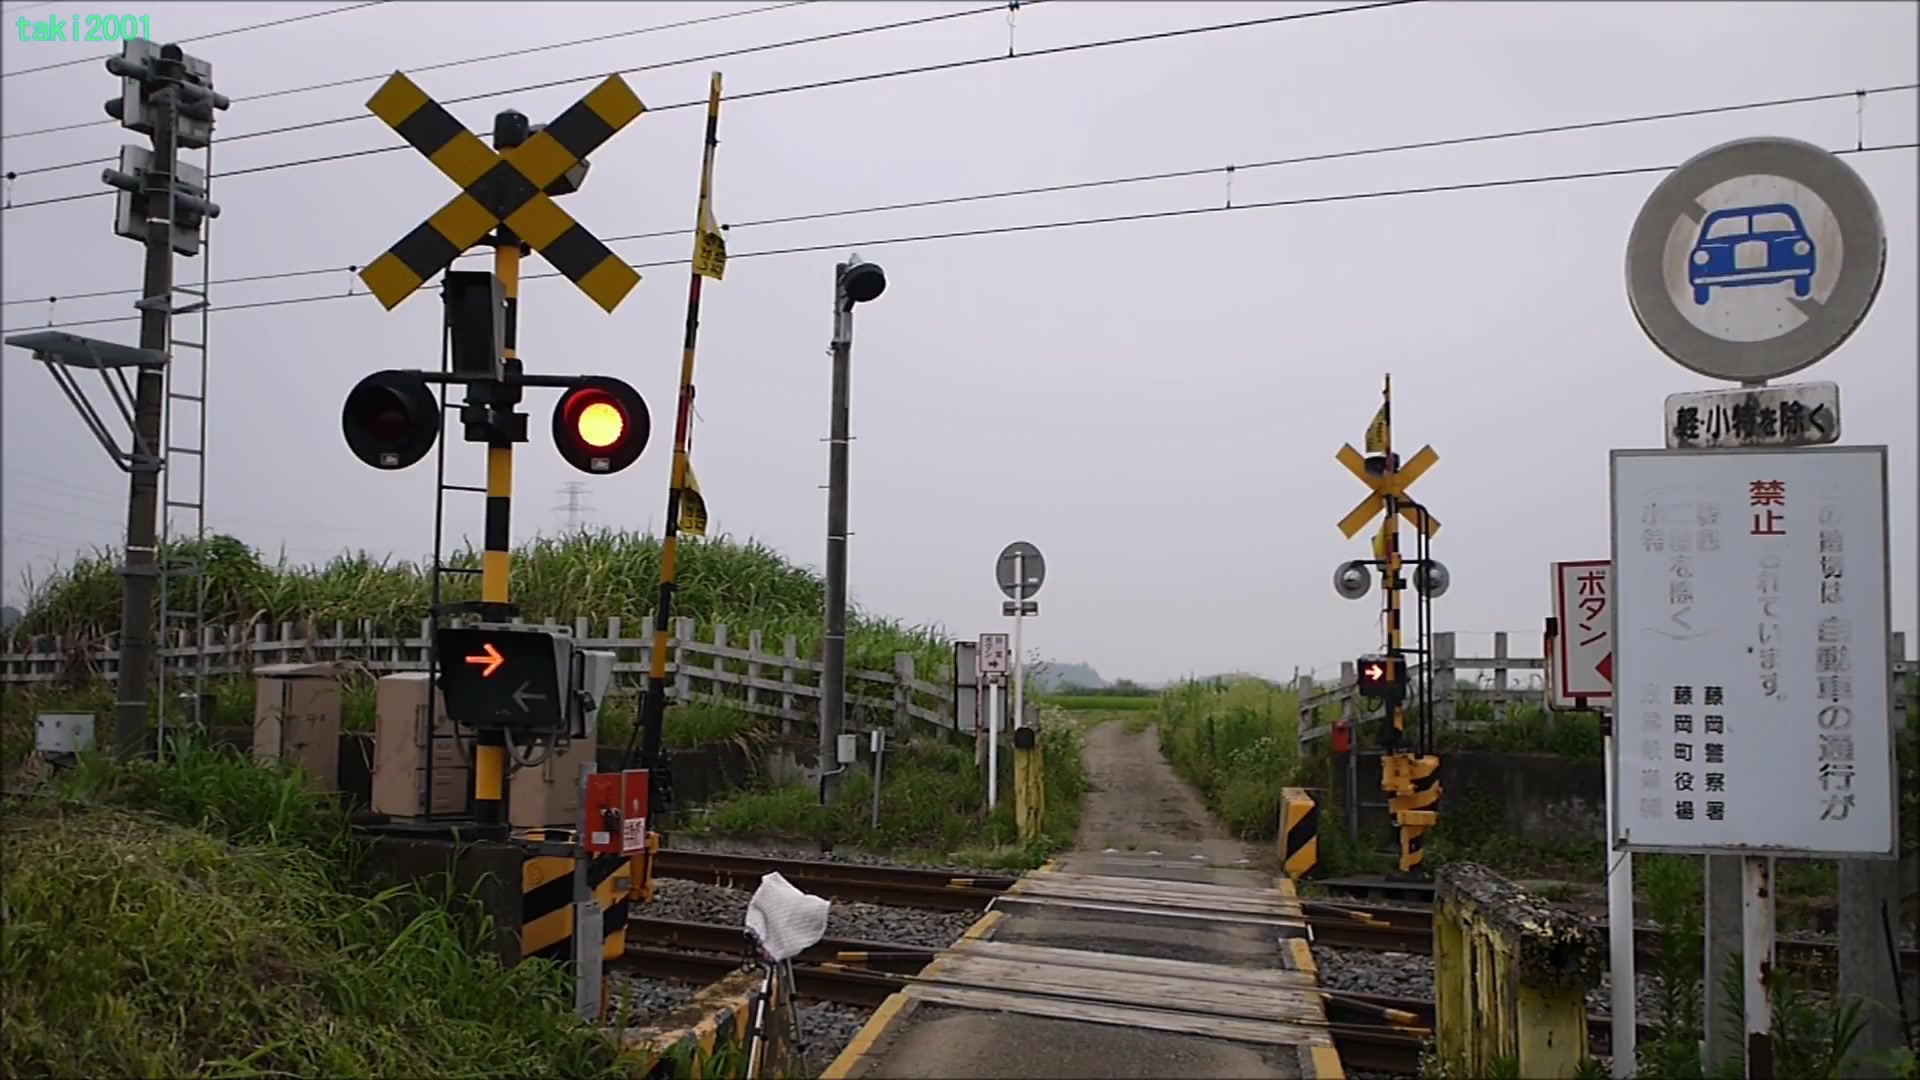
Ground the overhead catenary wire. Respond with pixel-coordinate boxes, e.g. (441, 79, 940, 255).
(5, 140, 1912, 336)
(1, 0, 814, 141)
(3, 1, 1021, 173)
(6, 81, 1913, 309)
(1, 2, 393, 79)
(0, 0, 1408, 192)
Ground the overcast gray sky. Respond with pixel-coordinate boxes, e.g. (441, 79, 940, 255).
(2, 1, 1915, 685)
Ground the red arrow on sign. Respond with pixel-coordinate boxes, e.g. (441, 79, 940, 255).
(1365, 663, 1385, 681)
(465, 642, 504, 678)
(1595, 653, 1613, 684)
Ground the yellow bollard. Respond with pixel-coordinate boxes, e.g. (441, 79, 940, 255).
(1433, 863, 1604, 1079)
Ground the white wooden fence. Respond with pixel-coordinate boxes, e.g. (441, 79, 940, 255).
(0, 615, 961, 737)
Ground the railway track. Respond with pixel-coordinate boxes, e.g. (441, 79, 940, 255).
(644, 851, 1916, 976)
(650, 849, 1014, 911)
(617, 920, 1438, 1073)
(1306, 898, 1919, 976)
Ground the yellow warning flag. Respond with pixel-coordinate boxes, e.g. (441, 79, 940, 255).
(689, 73, 727, 280)
(1364, 404, 1389, 453)
(692, 202, 727, 281)
(678, 462, 708, 537)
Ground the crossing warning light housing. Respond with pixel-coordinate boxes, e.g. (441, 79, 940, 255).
(552, 376, 650, 475)
(1356, 653, 1406, 704)
(343, 369, 440, 470)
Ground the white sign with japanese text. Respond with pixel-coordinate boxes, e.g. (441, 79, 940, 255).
(978, 633, 1010, 676)
(1666, 381, 1841, 449)
(1552, 560, 1614, 708)
(1609, 446, 1893, 857)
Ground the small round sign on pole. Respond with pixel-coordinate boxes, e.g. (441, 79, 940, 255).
(996, 541, 1045, 599)
(1625, 136, 1886, 383)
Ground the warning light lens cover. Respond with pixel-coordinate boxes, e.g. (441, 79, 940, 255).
(552, 376, 650, 476)
(576, 399, 624, 448)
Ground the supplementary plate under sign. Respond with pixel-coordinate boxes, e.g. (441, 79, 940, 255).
(1608, 445, 1893, 858)
(1666, 381, 1840, 450)
(978, 633, 1010, 675)
(1551, 560, 1613, 709)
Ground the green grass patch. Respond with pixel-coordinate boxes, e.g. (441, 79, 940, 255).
(686, 718, 1087, 870)
(1156, 678, 1299, 841)
(2, 744, 631, 1079)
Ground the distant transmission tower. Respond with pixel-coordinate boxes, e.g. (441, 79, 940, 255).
(554, 481, 593, 532)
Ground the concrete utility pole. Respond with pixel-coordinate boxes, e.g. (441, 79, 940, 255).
(111, 87, 179, 761)
(819, 255, 885, 804)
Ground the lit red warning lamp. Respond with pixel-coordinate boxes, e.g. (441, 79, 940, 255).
(553, 375, 650, 475)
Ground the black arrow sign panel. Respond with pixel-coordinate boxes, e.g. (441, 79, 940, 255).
(436, 627, 565, 732)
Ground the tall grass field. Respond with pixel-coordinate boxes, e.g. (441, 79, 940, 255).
(2, 530, 951, 759)
(1155, 678, 1300, 841)
(8, 529, 948, 675)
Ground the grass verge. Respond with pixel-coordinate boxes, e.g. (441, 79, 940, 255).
(1156, 678, 1298, 840)
(0, 743, 631, 1079)
(684, 718, 1088, 871)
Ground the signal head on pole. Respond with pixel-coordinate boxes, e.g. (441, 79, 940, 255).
(1363, 452, 1401, 477)
(342, 369, 440, 470)
(1333, 560, 1372, 601)
(1414, 560, 1451, 599)
(838, 254, 886, 307)
(552, 376, 650, 475)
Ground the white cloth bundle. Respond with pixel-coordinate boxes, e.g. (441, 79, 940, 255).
(744, 871, 831, 961)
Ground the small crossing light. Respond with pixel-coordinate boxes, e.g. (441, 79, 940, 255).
(342, 370, 440, 470)
(837, 254, 886, 306)
(1333, 560, 1372, 601)
(1363, 451, 1401, 477)
(552, 376, 650, 475)
(1356, 653, 1406, 704)
(1414, 560, 1451, 599)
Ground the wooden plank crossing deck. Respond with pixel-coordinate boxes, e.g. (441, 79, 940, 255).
(821, 867, 1345, 1080)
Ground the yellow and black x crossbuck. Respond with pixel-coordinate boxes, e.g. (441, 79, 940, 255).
(1335, 441, 1441, 540)
(358, 71, 645, 313)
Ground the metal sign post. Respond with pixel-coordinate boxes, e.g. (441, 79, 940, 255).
(979, 633, 1009, 809)
(1619, 135, 1890, 1080)
(996, 543, 1045, 841)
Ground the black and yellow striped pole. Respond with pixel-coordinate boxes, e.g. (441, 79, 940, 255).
(631, 74, 728, 798)
(1377, 377, 1405, 743)
(1366, 375, 1442, 874)
(471, 109, 534, 829)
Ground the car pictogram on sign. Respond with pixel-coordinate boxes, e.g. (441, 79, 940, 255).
(1687, 203, 1815, 306)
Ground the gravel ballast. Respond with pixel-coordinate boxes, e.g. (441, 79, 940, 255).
(645, 878, 983, 948)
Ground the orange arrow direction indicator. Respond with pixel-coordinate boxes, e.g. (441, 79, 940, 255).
(1365, 663, 1385, 682)
(465, 642, 504, 678)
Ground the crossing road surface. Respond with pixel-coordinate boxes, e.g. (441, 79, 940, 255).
(822, 720, 1343, 1080)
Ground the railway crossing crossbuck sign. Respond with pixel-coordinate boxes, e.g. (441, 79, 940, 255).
(358, 71, 645, 313)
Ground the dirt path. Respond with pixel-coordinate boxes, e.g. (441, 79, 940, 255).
(1068, 719, 1266, 872)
